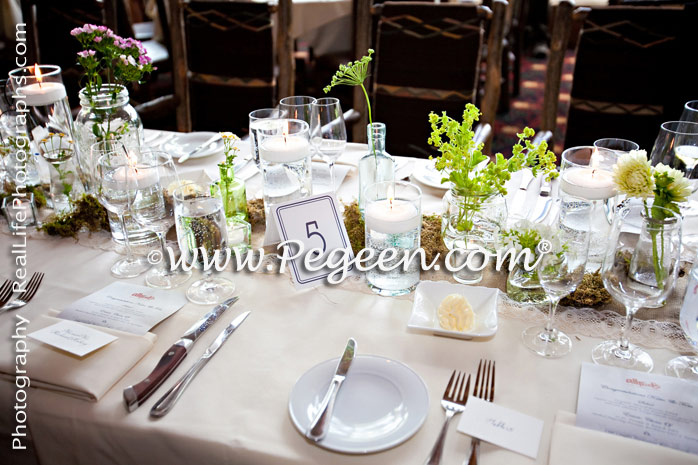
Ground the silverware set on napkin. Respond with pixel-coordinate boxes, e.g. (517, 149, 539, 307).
(123, 296, 251, 417)
(510, 170, 558, 224)
(0, 272, 44, 315)
(424, 359, 496, 465)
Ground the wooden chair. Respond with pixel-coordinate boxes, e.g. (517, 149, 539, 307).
(170, 0, 293, 133)
(362, 1, 506, 158)
(543, 1, 696, 150)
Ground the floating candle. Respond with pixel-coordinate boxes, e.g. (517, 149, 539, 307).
(259, 135, 310, 163)
(364, 197, 420, 234)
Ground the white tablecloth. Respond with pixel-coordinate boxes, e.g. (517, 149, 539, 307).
(0, 138, 693, 465)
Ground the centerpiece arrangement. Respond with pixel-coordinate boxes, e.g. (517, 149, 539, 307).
(429, 104, 558, 282)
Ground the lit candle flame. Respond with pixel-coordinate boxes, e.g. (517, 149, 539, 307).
(388, 183, 395, 209)
(34, 64, 43, 88)
(283, 120, 289, 144)
(590, 147, 603, 169)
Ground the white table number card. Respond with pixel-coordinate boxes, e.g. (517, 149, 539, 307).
(28, 320, 117, 357)
(271, 193, 355, 289)
(576, 363, 698, 455)
(456, 397, 544, 459)
(57, 282, 187, 335)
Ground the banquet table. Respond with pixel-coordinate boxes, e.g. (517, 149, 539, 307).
(1, 134, 696, 465)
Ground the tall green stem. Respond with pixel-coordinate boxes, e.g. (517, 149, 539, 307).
(360, 83, 374, 157)
(643, 200, 664, 290)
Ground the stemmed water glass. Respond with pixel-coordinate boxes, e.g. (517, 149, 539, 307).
(593, 203, 682, 372)
(649, 121, 698, 192)
(681, 100, 698, 124)
(311, 97, 347, 191)
(95, 150, 151, 278)
(173, 181, 235, 304)
(522, 198, 591, 358)
(127, 149, 192, 289)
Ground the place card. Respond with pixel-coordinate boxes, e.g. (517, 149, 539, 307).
(456, 397, 544, 459)
(576, 363, 698, 455)
(28, 320, 117, 357)
(270, 193, 355, 289)
(57, 282, 187, 335)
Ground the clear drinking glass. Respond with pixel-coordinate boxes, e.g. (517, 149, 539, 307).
(364, 181, 422, 296)
(128, 150, 192, 289)
(249, 108, 286, 169)
(311, 97, 347, 192)
(649, 121, 698, 192)
(666, 262, 698, 380)
(95, 151, 150, 278)
(593, 203, 682, 372)
(173, 181, 235, 305)
(279, 96, 316, 126)
(680, 100, 698, 124)
(522, 198, 591, 358)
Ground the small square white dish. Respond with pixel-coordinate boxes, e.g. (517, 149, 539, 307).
(408, 280, 499, 339)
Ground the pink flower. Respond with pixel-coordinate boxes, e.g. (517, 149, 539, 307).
(94, 36, 102, 43)
(77, 50, 96, 58)
(70, 27, 83, 36)
(138, 55, 152, 65)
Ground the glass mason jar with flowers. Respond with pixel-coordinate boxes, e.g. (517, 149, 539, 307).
(70, 24, 156, 244)
(429, 104, 558, 282)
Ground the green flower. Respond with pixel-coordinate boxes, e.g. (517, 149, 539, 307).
(654, 163, 692, 204)
(612, 150, 654, 198)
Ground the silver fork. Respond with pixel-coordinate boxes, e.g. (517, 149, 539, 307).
(464, 359, 495, 465)
(0, 279, 15, 307)
(424, 370, 471, 465)
(0, 272, 44, 315)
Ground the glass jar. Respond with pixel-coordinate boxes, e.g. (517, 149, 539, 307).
(74, 84, 151, 244)
(506, 257, 547, 303)
(218, 164, 248, 222)
(441, 188, 507, 251)
(358, 123, 394, 214)
(43, 148, 84, 214)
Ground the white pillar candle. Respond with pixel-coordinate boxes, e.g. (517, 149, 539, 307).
(260, 136, 310, 163)
(18, 82, 67, 106)
(560, 167, 616, 200)
(365, 199, 420, 234)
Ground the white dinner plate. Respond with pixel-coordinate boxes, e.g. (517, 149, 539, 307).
(288, 355, 429, 454)
(408, 280, 499, 339)
(412, 159, 450, 190)
(163, 132, 224, 160)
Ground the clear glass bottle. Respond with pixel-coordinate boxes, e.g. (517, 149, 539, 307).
(74, 84, 152, 244)
(358, 123, 394, 214)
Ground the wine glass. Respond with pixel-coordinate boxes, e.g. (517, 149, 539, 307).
(279, 96, 316, 127)
(593, 138, 639, 155)
(127, 149, 192, 289)
(666, 263, 698, 380)
(95, 150, 150, 278)
(522, 198, 591, 358)
(173, 181, 235, 304)
(680, 100, 698, 124)
(593, 203, 682, 372)
(649, 121, 698, 192)
(311, 97, 347, 191)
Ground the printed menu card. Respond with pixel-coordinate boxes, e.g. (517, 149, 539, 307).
(58, 282, 187, 335)
(576, 363, 698, 455)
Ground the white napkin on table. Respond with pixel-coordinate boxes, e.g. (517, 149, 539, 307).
(549, 411, 697, 465)
(0, 312, 156, 402)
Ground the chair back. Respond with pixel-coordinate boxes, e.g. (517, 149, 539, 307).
(372, 2, 491, 157)
(172, 1, 276, 132)
(564, 4, 695, 150)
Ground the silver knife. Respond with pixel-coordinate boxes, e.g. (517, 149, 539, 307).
(530, 178, 552, 223)
(306, 338, 357, 442)
(178, 133, 221, 164)
(509, 169, 535, 219)
(150, 311, 251, 418)
(123, 296, 239, 412)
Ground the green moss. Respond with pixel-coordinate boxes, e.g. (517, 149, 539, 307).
(343, 201, 365, 253)
(39, 194, 110, 238)
(247, 198, 265, 231)
(560, 271, 612, 308)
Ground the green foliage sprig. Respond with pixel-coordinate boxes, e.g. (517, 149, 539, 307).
(323, 49, 375, 154)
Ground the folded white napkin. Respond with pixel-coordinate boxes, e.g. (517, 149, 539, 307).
(549, 411, 696, 465)
(0, 312, 156, 401)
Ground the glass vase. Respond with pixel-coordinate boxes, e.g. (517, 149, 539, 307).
(74, 84, 152, 245)
(442, 189, 507, 284)
(43, 148, 84, 214)
(358, 123, 394, 214)
(506, 258, 547, 303)
(218, 165, 248, 222)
